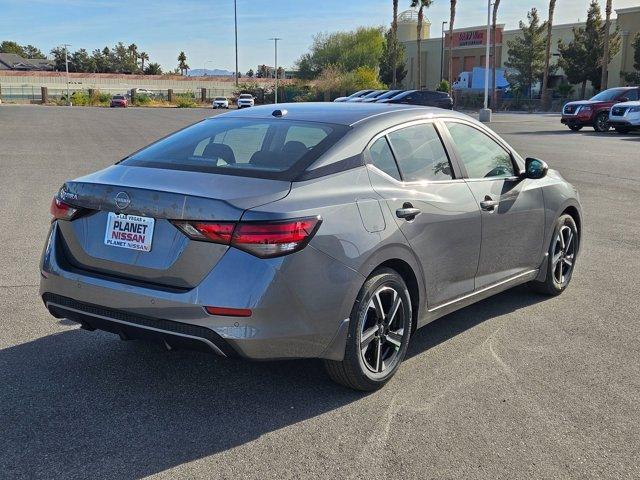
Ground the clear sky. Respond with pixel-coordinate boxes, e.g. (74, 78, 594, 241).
(1, 0, 638, 72)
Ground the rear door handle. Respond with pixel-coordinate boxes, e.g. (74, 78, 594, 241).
(396, 207, 421, 219)
(480, 197, 499, 211)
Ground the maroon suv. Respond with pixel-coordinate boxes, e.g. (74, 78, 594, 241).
(561, 87, 640, 132)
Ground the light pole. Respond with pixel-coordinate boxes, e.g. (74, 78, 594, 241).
(204, 60, 214, 76)
(479, 0, 492, 122)
(234, 0, 239, 86)
(270, 37, 281, 104)
(440, 21, 448, 82)
(62, 44, 71, 106)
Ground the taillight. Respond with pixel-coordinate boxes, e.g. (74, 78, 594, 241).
(50, 197, 80, 221)
(172, 216, 321, 258)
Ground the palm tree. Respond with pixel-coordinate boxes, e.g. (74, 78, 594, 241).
(411, 0, 433, 90)
(145, 62, 162, 75)
(491, 0, 501, 108)
(600, 0, 613, 89)
(541, 0, 557, 110)
(392, 0, 399, 88)
(127, 43, 138, 61)
(177, 51, 189, 75)
(139, 52, 149, 73)
(447, 0, 457, 93)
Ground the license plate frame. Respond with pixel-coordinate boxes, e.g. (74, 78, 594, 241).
(104, 212, 155, 252)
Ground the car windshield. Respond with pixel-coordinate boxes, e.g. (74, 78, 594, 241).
(376, 90, 402, 100)
(214, 97, 226, 101)
(590, 89, 626, 102)
(239, 94, 252, 99)
(121, 117, 349, 180)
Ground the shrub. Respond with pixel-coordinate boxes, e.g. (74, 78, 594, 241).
(70, 91, 89, 106)
(175, 95, 197, 108)
(134, 94, 152, 106)
(436, 80, 450, 93)
(556, 83, 574, 98)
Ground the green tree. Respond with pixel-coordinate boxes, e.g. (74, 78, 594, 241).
(557, 27, 589, 96)
(50, 46, 68, 71)
(139, 52, 149, 72)
(391, 0, 399, 88)
(22, 45, 45, 59)
(177, 51, 189, 75)
(411, 0, 434, 89)
(70, 48, 96, 72)
(379, 27, 407, 86)
(541, 0, 557, 109)
(582, 0, 619, 91)
(246, 68, 254, 77)
(0, 40, 26, 56)
(144, 62, 162, 75)
(294, 27, 385, 80)
(505, 8, 547, 97)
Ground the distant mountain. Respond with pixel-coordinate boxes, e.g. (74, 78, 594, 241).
(187, 68, 234, 77)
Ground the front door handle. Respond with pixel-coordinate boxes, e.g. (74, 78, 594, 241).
(480, 197, 499, 211)
(396, 207, 421, 219)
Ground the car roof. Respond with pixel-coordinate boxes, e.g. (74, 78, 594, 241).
(215, 102, 467, 127)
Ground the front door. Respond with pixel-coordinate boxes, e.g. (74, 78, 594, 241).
(443, 120, 545, 288)
(366, 121, 481, 307)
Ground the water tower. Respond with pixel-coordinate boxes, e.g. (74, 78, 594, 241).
(397, 9, 431, 43)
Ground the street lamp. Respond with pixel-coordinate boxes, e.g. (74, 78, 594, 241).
(269, 37, 281, 104)
(440, 21, 448, 82)
(62, 43, 71, 106)
(479, 0, 492, 122)
(234, 0, 239, 86)
(204, 60, 214, 76)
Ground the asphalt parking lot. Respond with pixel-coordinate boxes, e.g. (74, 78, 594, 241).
(1, 105, 639, 479)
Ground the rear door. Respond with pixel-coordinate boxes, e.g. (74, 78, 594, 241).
(442, 119, 545, 288)
(366, 120, 481, 307)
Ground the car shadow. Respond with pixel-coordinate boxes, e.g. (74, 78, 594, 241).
(1, 287, 549, 479)
(407, 287, 548, 359)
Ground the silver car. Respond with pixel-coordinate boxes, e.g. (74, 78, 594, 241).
(40, 103, 582, 390)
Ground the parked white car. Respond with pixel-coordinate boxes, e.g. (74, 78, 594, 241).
(135, 88, 155, 97)
(212, 96, 229, 109)
(236, 94, 255, 108)
(609, 100, 640, 133)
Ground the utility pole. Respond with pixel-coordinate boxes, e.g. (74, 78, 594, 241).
(63, 44, 71, 106)
(234, 0, 239, 86)
(479, 0, 492, 122)
(440, 21, 448, 82)
(270, 38, 281, 104)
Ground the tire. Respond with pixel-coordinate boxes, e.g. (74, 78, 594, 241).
(593, 112, 610, 132)
(530, 214, 579, 296)
(568, 124, 583, 131)
(615, 126, 631, 134)
(324, 268, 413, 391)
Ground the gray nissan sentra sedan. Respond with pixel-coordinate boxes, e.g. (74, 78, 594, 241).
(40, 103, 582, 390)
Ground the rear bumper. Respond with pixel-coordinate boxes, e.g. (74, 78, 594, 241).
(40, 222, 362, 361)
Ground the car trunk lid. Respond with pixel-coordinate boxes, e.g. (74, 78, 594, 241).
(56, 165, 291, 289)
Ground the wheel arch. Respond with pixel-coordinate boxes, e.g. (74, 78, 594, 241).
(372, 258, 421, 334)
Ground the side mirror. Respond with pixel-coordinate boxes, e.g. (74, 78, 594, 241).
(524, 157, 548, 179)
(620, 97, 630, 102)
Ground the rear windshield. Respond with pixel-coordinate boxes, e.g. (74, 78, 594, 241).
(121, 117, 348, 180)
(113, 96, 125, 100)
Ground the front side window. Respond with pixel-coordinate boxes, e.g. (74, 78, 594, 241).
(369, 137, 401, 180)
(446, 122, 515, 179)
(387, 124, 452, 181)
(122, 118, 347, 179)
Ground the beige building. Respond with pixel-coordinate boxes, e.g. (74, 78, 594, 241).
(399, 5, 640, 98)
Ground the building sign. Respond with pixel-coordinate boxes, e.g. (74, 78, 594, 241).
(458, 30, 484, 46)
(445, 27, 503, 48)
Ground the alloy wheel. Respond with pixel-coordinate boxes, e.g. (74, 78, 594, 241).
(359, 286, 406, 374)
(596, 113, 610, 132)
(551, 225, 576, 286)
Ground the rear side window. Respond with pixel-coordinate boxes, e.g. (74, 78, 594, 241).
(387, 124, 452, 181)
(625, 89, 639, 101)
(446, 122, 515, 178)
(122, 118, 348, 180)
(369, 137, 401, 180)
